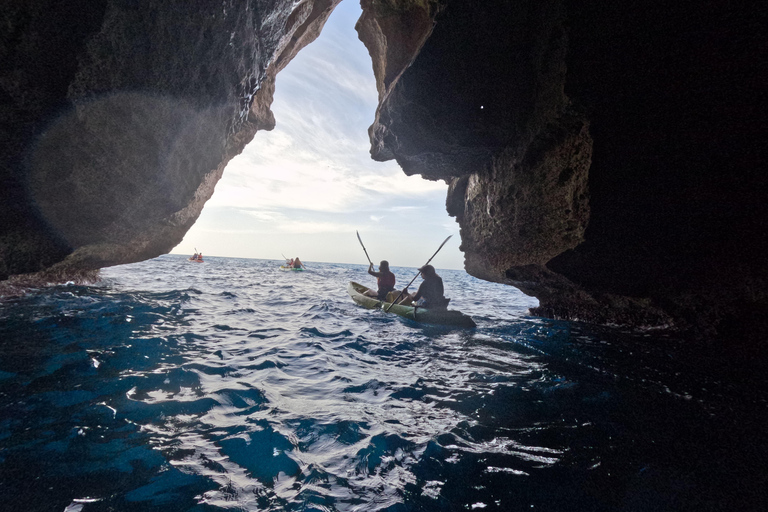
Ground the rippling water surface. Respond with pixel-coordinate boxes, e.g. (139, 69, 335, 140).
(1, 255, 766, 512)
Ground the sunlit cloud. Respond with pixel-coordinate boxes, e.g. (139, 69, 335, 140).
(210, 142, 445, 213)
(276, 220, 355, 234)
(391, 205, 427, 211)
(195, 227, 261, 235)
(242, 210, 281, 222)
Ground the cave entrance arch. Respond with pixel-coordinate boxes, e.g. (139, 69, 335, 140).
(173, 1, 462, 270)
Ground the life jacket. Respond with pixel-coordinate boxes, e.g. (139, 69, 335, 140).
(378, 271, 395, 291)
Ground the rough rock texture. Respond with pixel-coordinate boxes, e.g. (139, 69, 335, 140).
(357, 0, 768, 343)
(2, 0, 766, 344)
(0, 0, 340, 283)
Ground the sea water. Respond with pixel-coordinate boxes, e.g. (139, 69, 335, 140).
(0, 255, 766, 512)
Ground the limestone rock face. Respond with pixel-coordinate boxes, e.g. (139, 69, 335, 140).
(0, 0, 340, 280)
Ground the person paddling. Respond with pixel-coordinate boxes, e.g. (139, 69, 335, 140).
(400, 264, 449, 309)
(364, 260, 397, 301)
(292, 257, 304, 269)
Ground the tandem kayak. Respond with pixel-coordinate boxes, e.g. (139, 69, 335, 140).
(347, 281, 476, 328)
(279, 265, 305, 271)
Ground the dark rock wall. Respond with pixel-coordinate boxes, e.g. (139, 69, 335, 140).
(1, 0, 109, 280)
(360, 0, 767, 342)
(1, 0, 340, 281)
(555, 0, 768, 337)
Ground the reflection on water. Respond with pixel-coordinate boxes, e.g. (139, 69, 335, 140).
(0, 255, 766, 511)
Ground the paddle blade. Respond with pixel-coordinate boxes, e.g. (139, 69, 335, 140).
(356, 230, 373, 265)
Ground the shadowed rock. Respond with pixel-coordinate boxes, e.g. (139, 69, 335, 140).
(1, 0, 340, 281)
(356, 0, 767, 343)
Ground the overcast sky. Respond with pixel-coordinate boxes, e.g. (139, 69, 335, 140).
(172, 1, 464, 270)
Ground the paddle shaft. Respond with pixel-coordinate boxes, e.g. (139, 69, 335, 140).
(385, 235, 452, 312)
(356, 231, 373, 266)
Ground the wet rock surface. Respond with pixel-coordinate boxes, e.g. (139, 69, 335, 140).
(2, 0, 766, 343)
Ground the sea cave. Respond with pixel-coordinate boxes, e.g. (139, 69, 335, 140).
(1, 0, 766, 346)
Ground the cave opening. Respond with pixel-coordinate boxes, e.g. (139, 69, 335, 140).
(171, 1, 463, 271)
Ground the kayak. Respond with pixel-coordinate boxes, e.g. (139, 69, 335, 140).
(347, 281, 476, 328)
(279, 265, 305, 271)
(188, 258, 204, 263)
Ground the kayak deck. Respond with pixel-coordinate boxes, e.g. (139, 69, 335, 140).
(347, 281, 476, 328)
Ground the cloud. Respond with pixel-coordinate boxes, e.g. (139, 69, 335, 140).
(391, 205, 427, 212)
(211, 132, 446, 213)
(239, 208, 357, 234)
(275, 220, 355, 234)
(242, 210, 281, 222)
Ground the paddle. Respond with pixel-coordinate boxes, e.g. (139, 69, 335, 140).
(385, 235, 452, 312)
(356, 230, 373, 266)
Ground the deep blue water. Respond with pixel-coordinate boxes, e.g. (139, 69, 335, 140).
(0, 255, 766, 512)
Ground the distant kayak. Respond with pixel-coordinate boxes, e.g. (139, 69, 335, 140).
(347, 281, 476, 328)
(279, 265, 305, 271)
(188, 258, 204, 263)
